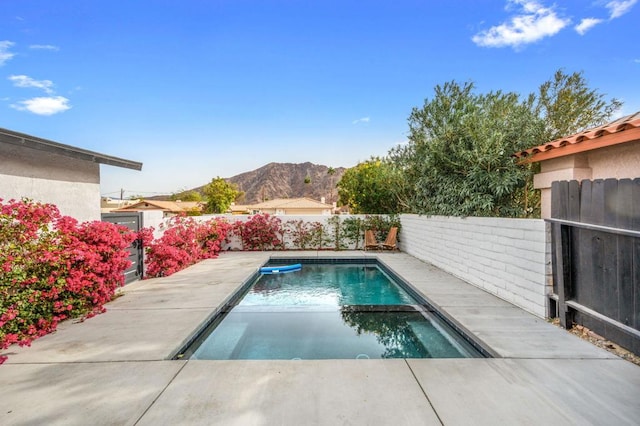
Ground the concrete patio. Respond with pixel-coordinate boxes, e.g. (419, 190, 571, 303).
(1, 251, 639, 425)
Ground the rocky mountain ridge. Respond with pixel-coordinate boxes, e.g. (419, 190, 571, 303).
(193, 162, 346, 204)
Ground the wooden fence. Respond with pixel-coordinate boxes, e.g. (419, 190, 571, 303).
(549, 178, 640, 355)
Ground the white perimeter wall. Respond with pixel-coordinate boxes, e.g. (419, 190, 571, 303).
(196, 214, 367, 251)
(399, 214, 551, 318)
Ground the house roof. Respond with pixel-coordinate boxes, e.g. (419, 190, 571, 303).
(514, 111, 640, 163)
(251, 197, 333, 210)
(0, 127, 142, 170)
(114, 200, 202, 213)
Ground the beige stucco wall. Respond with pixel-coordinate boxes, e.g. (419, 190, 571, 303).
(587, 140, 640, 178)
(534, 140, 640, 218)
(0, 142, 101, 222)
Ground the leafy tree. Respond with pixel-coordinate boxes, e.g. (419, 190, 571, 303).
(203, 177, 242, 214)
(337, 157, 404, 214)
(392, 71, 621, 218)
(535, 70, 622, 142)
(170, 190, 202, 202)
(395, 81, 544, 217)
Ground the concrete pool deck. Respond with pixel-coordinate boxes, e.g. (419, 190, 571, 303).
(1, 251, 639, 425)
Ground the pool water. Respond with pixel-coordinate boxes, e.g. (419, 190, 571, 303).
(184, 263, 482, 360)
(241, 264, 415, 306)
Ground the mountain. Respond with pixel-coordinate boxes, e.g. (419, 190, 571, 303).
(193, 162, 346, 204)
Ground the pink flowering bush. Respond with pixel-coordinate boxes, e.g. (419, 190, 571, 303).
(143, 215, 231, 278)
(233, 213, 283, 250)
(0, 199, 135, 350)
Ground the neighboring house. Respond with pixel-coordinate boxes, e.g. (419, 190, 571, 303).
(101, 197, 141, 213)
(229, 203, 252, 215)
(247, 197, 334, 215)
(0, 127, 142, 223)
(515, 112, 640, 218)
(114, 199, 204, 217)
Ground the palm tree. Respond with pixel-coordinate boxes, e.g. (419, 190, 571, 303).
(327, 167, 336, 204)
(304, 175, 311, 197)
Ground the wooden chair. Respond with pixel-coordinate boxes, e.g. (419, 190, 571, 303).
(364, 230, 380, 251)
(381, 227, 398, 251)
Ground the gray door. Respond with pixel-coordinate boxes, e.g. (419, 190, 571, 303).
(101, 212, 143, 284)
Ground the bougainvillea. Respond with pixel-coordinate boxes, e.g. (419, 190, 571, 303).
(0, 198, 135, 350)
(233, 214, 283, 251)
(143, 215, 231, 278)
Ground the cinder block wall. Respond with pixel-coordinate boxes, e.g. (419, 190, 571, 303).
(399, 214, 551, 318)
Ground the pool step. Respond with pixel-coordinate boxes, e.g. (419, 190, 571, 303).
(407, 321, 464, 358)
(191, 322, 249, 360)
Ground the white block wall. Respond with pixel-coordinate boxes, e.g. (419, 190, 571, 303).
(399, 214, 551, 318)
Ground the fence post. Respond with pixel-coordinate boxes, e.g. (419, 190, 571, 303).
(553, 222, 574, 328)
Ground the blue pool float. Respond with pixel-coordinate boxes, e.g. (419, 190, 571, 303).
(260, 263, 302, 274)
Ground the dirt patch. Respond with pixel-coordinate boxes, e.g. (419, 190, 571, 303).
(550, 318, 640, 367)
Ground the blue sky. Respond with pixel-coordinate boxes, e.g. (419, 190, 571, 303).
(1, 0, 638, 198)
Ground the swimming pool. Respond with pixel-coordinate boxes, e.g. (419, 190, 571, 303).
(179, 259, 486, 360)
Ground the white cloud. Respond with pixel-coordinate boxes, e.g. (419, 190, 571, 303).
(472, 0, 570, 48)
(352, 117, 370, 124)
(9, 75, 55, 94)
(606, 0, 637, 19)
(575, 18, 603, 35)
(29, 44, 60, 51)
(0, 40, 15, 66)
(11, 96, 71, 115)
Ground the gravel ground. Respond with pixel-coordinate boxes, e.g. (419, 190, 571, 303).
(550, 319, 640, 367)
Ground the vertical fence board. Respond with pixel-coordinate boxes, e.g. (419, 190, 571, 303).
(576, 180, 594, 310)
(616, 180, 634, 326)
(633, 179, 640, 330)
(634, 239, 640, 330)
(567, 180, 581, 221)
(602, 179, 619, 320)
(551, 180, 567, 219)
(568, 181, 581, 301)
(551, 181, 567, 296)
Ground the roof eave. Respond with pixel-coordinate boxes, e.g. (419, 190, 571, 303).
(517, 126, 640, 164)
(0, 128, 143, 171)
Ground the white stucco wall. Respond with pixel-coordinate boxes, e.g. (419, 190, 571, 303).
(141, 210, 166, 239)
(399, 214, 551, 318)
(197, 214, 366, 250)
(0, 143, 101, 223)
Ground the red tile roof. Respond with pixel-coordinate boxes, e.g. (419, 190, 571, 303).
(514, 111, 640, 163)
(114, 200, 203, 213)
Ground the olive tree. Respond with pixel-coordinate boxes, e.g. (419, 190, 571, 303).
(392, 81, 543, 217)
(392, 70, 621, 218)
